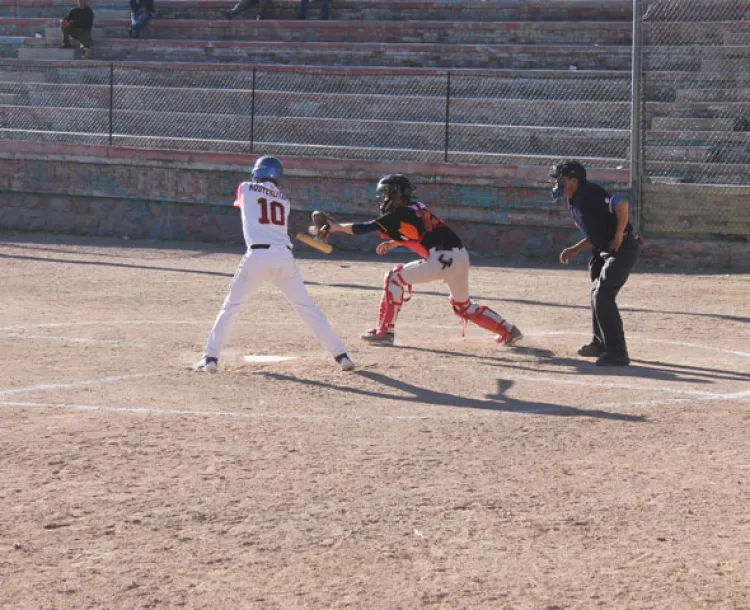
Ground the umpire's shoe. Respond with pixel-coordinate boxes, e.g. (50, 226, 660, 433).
(595, 352, 630, 367)
(335, 353, 355, 371)
(195, 356, 218, 373)
(360, 329, 395, 346)
(577, 339, 605, 358)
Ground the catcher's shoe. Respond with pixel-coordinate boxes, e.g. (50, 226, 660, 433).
(497, 325, 523, 346)
(195, 356, 218, 373)
(360, 329, 395, 346)
(335, 353, 355, 371)
(577, 340, 604, 358)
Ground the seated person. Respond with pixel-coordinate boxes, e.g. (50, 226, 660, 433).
(129, 0, 155, 38)
(60, 0, 94, 58)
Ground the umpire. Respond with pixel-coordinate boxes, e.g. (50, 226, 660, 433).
(552, 160, 639, 367)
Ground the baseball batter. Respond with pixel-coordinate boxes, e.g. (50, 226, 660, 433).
(327, 174, 523, 347)
(195, 156, 355, 373)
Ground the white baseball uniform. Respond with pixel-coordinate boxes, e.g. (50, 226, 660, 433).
(203, 180, 348, 359)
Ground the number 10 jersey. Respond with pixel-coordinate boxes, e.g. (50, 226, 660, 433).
(234, 180, 293, 250)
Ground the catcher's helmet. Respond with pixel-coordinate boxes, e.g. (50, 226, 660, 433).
(252, 156, 283, 184)
(550, 160, 587, 201)
(376, 174, 414, 215)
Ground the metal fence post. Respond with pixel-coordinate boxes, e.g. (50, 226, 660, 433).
(108, 63, 114, 146)
(630, 0, 644, 233)
(250, 68, 256, 154)
(444, 71, 451, 163)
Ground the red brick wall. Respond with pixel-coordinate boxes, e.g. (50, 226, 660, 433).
(1, 140, 748, 268)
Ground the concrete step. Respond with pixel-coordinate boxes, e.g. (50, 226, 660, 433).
(722, 31, 750, 45)
(0, 83, 632, 127)
(642, 1, 749, 22)
(650, 117, 736, 131)
(0, 127, 629, 167)
(644, 133, 750, 165)
(17, 46, 75, 59)
(646, 101, 750, 120)
(0, 0, 635, 22)
(0, 66, 632, 101)
(645, 20, 750, 45)
(645, 145, 716, 163)
(31, 19, 636, 45)
(644, 161, 750, 186)
(701, 57, 750, 77)
(646, 130, 750, 147)
(0, 104, 630, 157)
(93, 9, 128, 20)
(675, 87, 750, 103)
(19, 38, 634, 70)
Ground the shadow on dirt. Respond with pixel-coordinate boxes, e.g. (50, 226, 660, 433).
(260, 370, 646, 422)
(399, 345, 750, 384)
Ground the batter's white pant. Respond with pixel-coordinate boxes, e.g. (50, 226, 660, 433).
(204, 247, 348, 359)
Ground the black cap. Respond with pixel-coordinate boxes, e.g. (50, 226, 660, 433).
(550, 160, 587, 182)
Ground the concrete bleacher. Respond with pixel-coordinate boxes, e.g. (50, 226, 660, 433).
(0, 0, 748, 246)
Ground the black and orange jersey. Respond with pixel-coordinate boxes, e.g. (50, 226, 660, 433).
(374, 202, 463, 251)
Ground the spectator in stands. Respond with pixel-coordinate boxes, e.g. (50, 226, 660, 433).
(221, 0, 270, 20)
(129, 0, 155, 38)
(297, 0, 329, 20)
(60, 0, 94, 59)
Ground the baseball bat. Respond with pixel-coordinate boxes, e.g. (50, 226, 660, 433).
(295, 233, 333, 254)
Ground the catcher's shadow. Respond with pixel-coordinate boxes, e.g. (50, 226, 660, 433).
(259, 370, 645, 422)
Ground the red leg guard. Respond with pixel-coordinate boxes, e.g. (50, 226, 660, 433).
(450, 297, 512, 340)
(367, 265, 412, 337)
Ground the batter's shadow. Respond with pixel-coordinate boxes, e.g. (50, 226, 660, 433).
(259, 370, 646, 422)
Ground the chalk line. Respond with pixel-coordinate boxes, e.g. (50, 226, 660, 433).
(0, 373, 160, 397)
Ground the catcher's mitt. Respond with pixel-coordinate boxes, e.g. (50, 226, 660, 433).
(308, 210, 332, 241)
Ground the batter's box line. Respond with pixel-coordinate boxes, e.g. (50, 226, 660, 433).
(5, 321, 749, 360)
(0, 373, 162, 398)
(0, 400, 464, 421)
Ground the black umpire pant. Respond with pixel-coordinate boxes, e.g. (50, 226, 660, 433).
(589, 233, 639, 357)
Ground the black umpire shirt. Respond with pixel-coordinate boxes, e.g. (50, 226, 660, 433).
(569, 182, 632, 251)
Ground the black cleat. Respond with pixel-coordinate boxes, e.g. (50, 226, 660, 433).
(360, 329, 395, 346)
(595, 352, 630, 367)
(577, 340, 605, 358)
(334, 353, 355, 371)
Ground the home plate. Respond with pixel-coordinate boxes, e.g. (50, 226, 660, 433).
(244, 355, 298, 363)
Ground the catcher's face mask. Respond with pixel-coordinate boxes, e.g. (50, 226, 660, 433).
(377, 184, 397, 215)
(550, 161, 585, 205)
(376, 175, 414, 215)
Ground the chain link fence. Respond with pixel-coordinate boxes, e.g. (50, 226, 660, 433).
(637, 0, 750, 238)
(0, 62, 631, 167)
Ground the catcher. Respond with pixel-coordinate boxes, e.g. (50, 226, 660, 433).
(323, 174, 523, 347)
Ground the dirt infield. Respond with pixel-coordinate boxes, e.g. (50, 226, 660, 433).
(1, 234, 748, 610)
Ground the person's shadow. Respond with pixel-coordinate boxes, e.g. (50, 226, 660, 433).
(397, 344, 750, 385)
(259, 369, 646, 422)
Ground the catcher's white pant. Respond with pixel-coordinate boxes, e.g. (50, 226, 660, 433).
(204, 247, 348, 359)
(400, 246, 471, 299)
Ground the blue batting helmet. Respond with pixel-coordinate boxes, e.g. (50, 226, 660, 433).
(251, 156, 283, 184)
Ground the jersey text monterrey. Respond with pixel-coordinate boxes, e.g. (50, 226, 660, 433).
(234, 181, 292, 250)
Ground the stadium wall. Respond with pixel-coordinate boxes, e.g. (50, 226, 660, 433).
(0, 141, 748, 269)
